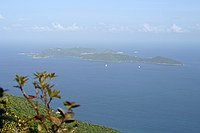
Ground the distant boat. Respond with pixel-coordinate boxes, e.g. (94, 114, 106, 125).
(138, 65, 141, 68)
(105, 64, 108, 67)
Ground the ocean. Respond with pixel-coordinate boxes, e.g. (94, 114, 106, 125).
(0, 44, 200, 133)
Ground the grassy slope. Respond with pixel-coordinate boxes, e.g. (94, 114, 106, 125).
(5, 93, 121, 133)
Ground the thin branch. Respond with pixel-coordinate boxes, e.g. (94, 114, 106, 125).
(47, 97, 52, 109)
(19, 85, 39, 115)
(35, 87, 40, 115)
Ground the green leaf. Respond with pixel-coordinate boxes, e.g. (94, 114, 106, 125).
(57, 107, 66, 117)
(54, 95, 61, 99)
(33, 81, 41, 89)
(47, 88, 52, 96)
(34, 71, 47, 79)
(15, 75, 29, 86)
(38, 123, 43, 132)
(48, 73, 57, 79)
(63, 101, 73, 109)
(34, 72, 40, 78)
(63, 101, 80, 109)
(50, 90, 60, 99)
(13, 85, 20, 88)
(71, 104, 80, 108)
(49, 84, 55, 89)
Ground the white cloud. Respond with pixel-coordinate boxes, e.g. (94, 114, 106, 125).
(23, 23, 83, 32)
(0, 14, 4, 20)
(95, 23, 131, 32)
(52, 23, 83, 32)
(170, 24, 184, 33)
(108, 26, 130, 32)
(52, 23, 66, 31)
(138, 24, 166, 33)
(66, 23, 83, 31)
(138, 23, 185, 33)
(25, 26, 51, 32)
(3, 21, 189, 34)
(138, 24, 153, 32)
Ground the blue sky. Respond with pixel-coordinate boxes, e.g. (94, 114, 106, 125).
(0, 0, 200, 46)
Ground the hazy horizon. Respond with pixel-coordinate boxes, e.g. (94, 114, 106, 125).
(0, 0, 200, 47)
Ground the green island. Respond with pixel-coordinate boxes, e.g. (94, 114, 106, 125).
(23, 48, 183, 65)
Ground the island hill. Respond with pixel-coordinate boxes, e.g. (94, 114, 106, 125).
(24, 48, 183, 65)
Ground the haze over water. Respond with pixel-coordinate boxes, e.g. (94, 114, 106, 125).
(1, 0, 200, 132)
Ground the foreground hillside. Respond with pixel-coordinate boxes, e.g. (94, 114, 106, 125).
(4, 93, 121, 133)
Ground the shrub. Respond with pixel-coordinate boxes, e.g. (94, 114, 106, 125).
(14, 71, 80, 133)
(0, 87, 18, 132)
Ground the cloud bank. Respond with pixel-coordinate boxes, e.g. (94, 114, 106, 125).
(138, 24, 166, 33)
(52, 23, 83, 32)
(94, 23, 131, 32)
(2, 19, 189, 34)
(138, 23, 185, 33)
(25, 26, 51, 32)
(170, 24, 184, 33)
(24, 23, 83, 32)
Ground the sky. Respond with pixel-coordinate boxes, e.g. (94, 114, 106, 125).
(0, 0, 200, 47)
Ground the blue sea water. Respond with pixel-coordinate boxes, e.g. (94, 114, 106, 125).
(0, 45, 200, 133)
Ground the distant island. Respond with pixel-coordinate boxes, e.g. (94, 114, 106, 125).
(23, 48, 183, 65)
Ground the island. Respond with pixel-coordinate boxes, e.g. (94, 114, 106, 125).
(23, 48, 183, 65)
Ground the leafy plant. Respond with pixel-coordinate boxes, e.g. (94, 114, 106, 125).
(6, 93, 121, 133)
(14, 71, 80, 133)
(0, 87, 17, 131)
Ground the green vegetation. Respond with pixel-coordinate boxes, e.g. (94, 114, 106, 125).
(142, 56, 182, 65)
(23, 48, 183, 65)
(0, 88, 17, 131)
(0, 71, 120, 133)
(14, 71, 80, 132)
(4, 93, 120, 133)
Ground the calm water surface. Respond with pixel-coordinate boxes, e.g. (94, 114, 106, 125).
(0, 45, 200, 133)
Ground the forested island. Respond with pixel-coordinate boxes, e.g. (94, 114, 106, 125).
(23, 48, 183, 65)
